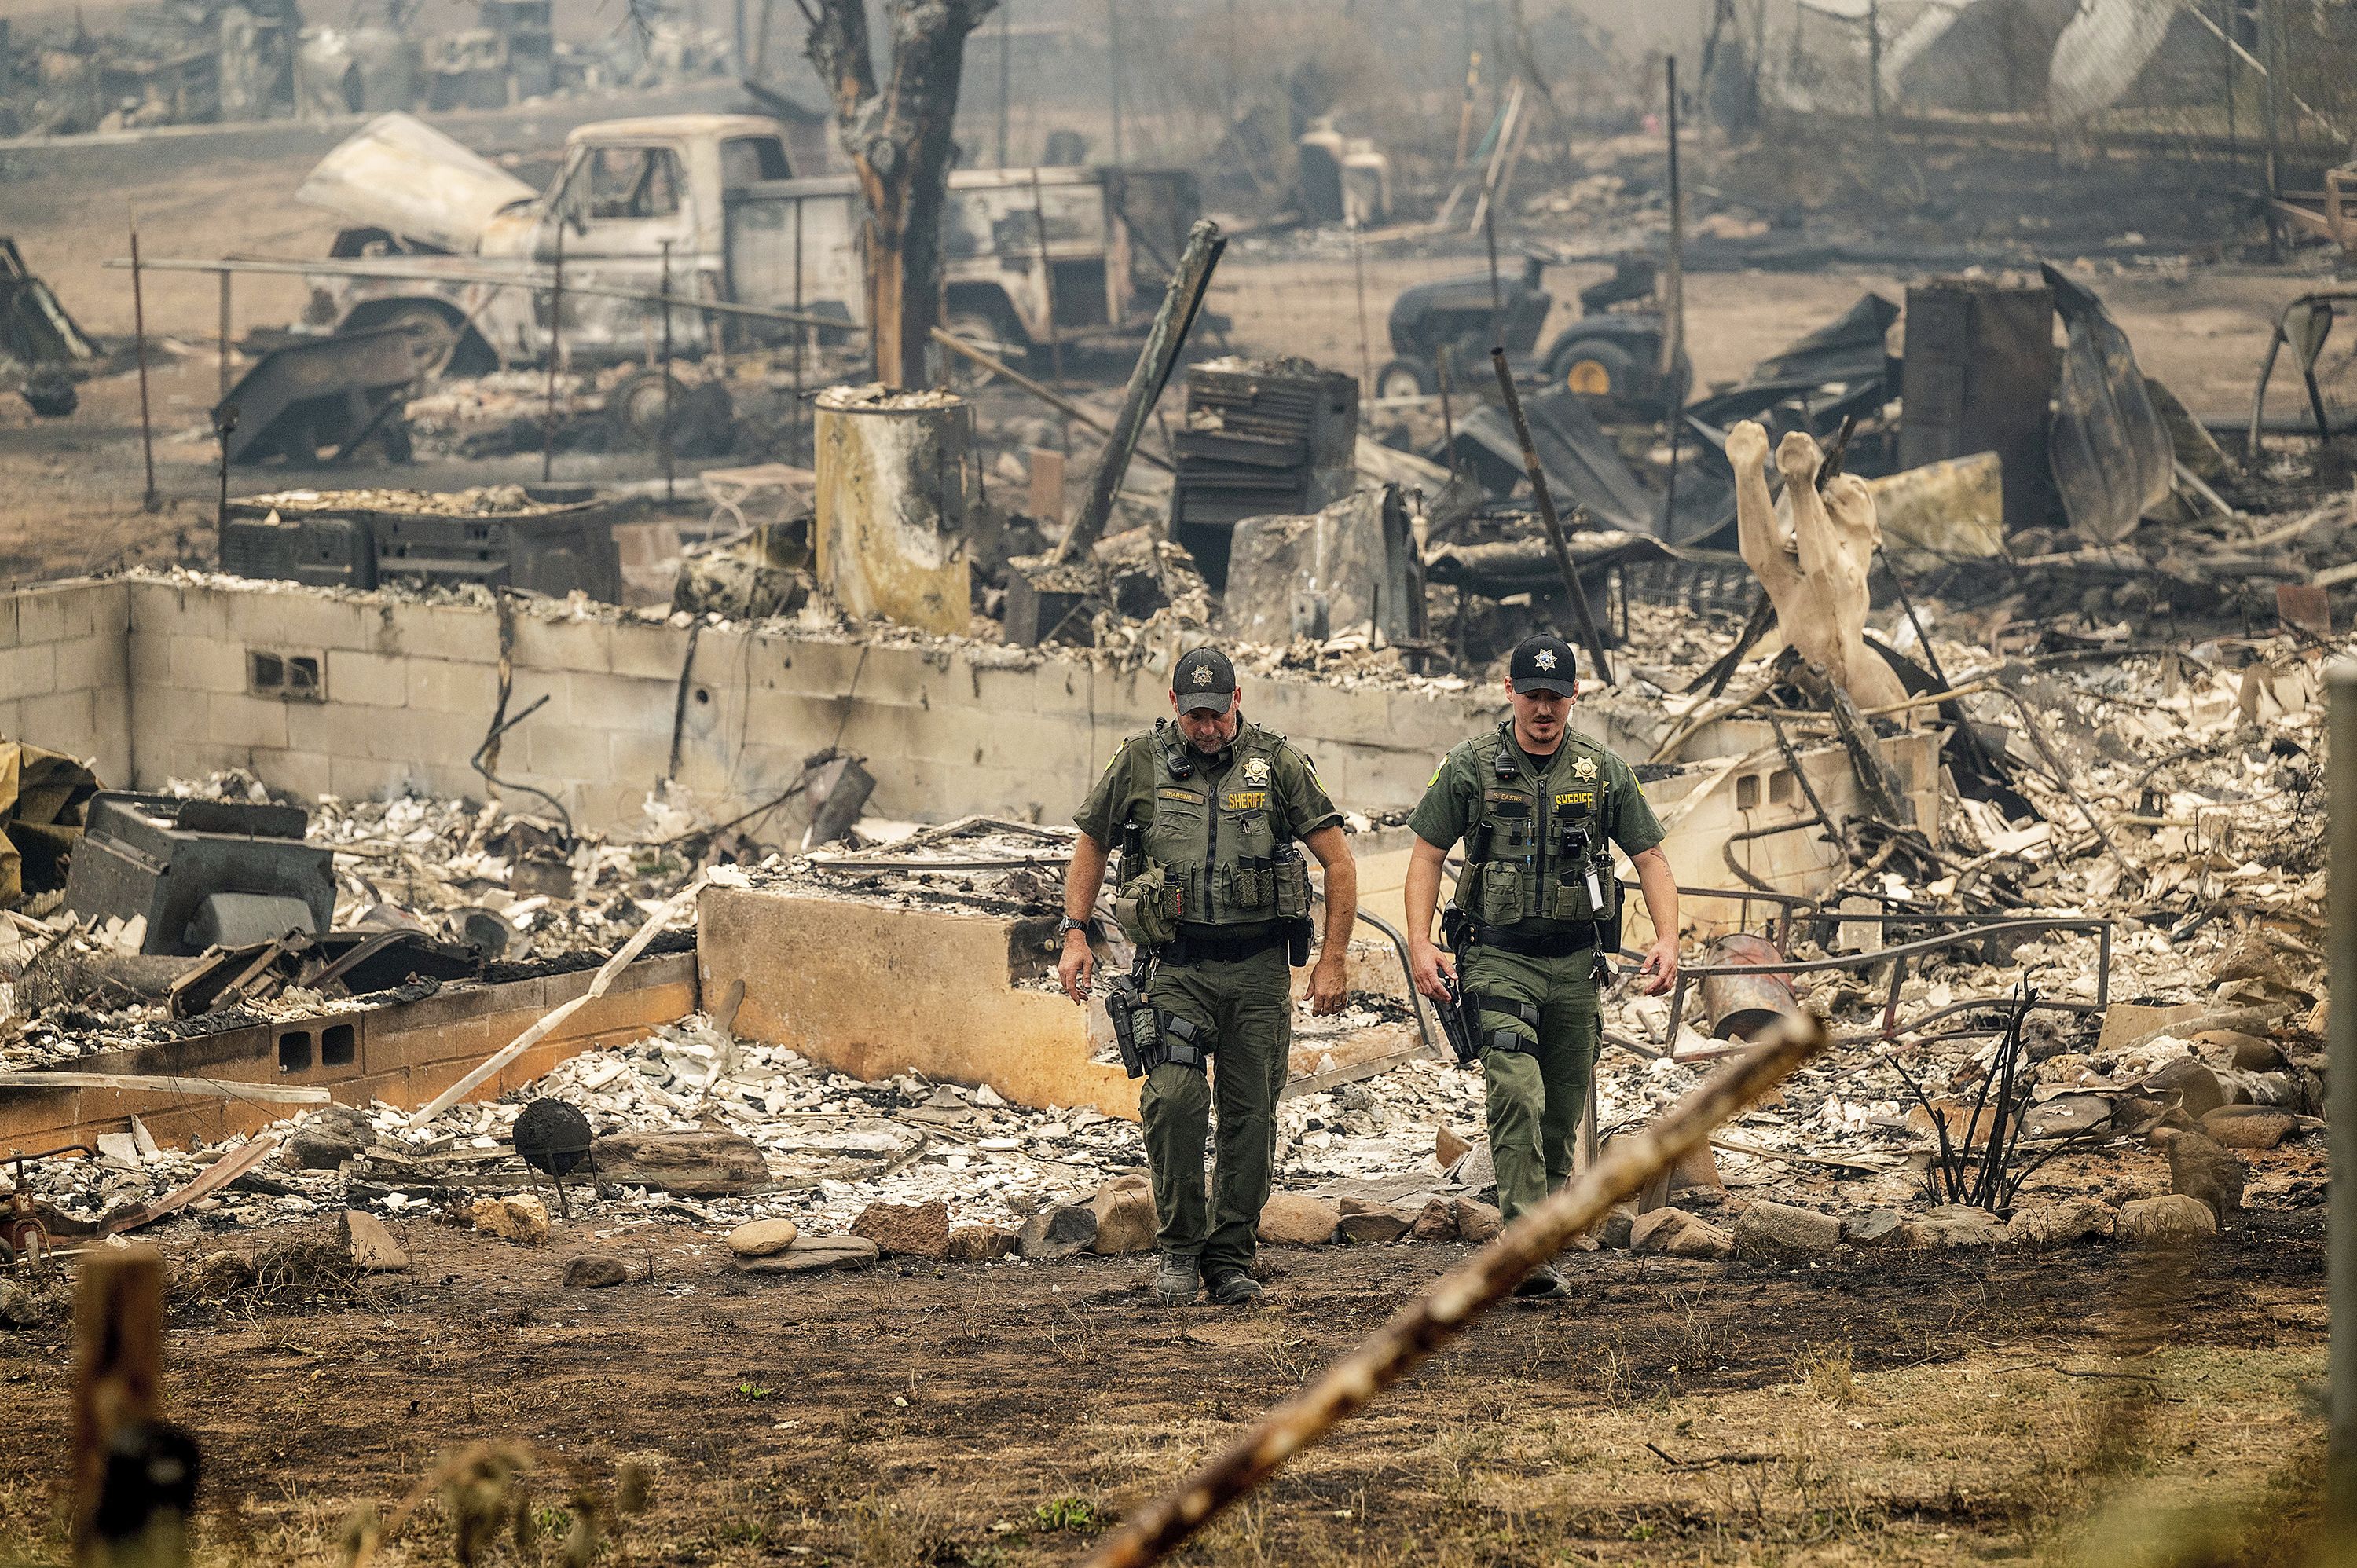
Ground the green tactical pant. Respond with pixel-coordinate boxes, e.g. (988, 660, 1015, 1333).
(1461, 943, 1602, 1227)
(1140, 943, 1292, 1275)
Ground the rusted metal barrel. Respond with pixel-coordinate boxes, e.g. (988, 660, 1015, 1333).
(1699, 932, 1801, 1042)
(812, 383, 977, 635)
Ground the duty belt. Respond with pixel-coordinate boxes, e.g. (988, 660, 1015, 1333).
(1467, 921, 1597, 958)
(1165, 925, 1286, 965)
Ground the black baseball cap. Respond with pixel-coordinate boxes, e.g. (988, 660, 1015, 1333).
(1508, 635, 1578, 696)
(1171, 646, 1238, 712)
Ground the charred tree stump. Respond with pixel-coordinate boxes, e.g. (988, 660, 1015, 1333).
(802, 0, 1000, 389)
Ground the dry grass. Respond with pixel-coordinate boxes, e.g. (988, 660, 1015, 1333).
(0, 1339, 2327, 1568)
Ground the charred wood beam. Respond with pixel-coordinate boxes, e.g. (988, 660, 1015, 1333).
(1810, 667, 1915, 830)
(1052, 218, 1226, 565)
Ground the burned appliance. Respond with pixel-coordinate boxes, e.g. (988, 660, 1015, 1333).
(1169, 357, 1359, 591)
(62, 793, 335, 958)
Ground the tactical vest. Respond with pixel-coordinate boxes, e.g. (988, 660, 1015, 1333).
(1112, 719, 1313, 947)
(1449, 723, 1623, 932)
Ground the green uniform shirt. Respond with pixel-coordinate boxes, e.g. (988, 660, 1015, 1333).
(1409, 725, 1666, 936)
(1076, 719, 1343, 852)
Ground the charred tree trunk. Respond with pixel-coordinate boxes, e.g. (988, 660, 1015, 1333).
(802, 0, 998, 389)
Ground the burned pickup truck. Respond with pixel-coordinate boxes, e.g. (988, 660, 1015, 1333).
(291, 112, 1204, 378)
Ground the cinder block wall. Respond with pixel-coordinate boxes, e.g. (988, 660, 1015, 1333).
(1, 576, 1503, 831)
(0, 578, 132, 784)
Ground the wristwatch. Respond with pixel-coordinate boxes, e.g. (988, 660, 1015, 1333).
(1058, 917, 1091, 938)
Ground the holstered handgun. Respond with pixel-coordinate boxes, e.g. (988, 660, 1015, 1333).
(1432, 971, 1481, 1068)
(1105, 957, 1160, 1079)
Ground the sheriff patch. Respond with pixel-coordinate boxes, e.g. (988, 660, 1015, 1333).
(1222, 789, 1269, 810)
(1554, 790, 1597, 811)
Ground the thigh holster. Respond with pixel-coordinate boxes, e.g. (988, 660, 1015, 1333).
(1462, 992, 1542, 1058)
(1142, 1009, 1212, 1074)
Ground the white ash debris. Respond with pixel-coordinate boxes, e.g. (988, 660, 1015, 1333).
(233, 484, 580, 518)
(1277, 1055, 1479, 1185)
(162, 770, 716, 958)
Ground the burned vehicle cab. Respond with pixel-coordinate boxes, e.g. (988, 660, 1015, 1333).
(725, 163, 1206, 374)
(299, 111, 792, 372)
(501, 114, 794, 362)
(931, 165, 1201, 354)
(1379, 252, 1684, 417)
(296, 112, 545, 376)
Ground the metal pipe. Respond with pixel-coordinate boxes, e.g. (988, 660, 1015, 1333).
(1659, 56, 1686, 533)
(1435, 345, 1458, 475)
(1653, 918, 2116, 973)
(929, 328, 1172, 471)
(1050, 218, 1225, 564)
(659, 239, 676, 504)
(1765, 708, 1852, 862)
(996, 2, 1011, 168)
(1028, 166, 1067, 392)
(110, 255, 860, 335)
(794, 198, 806, 463)
(1351, 229, 1373, 396)
(129, 216, 159, 513)
(1483, 201, 1504, 347)
(2250, 323, 2287, 460)
(1106, 0, 1124, 167)
(2329, 661, 2357, 1534)
(2262, 0, 2283, 199)
(542, 222, 563, 483)
(1353, 910, 1444, 1061)
(217, 267, 233, 401)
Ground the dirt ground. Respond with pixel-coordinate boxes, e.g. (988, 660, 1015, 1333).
(0, 1207, 2328, 1568)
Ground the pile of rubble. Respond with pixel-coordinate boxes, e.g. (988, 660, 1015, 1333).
(7, 935, 2316, 1275)
(0, 767, 727, 1068)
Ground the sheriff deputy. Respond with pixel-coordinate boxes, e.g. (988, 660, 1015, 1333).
(1403, 633, 1680, 1299)
(1058, 646, 1358, 1307)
